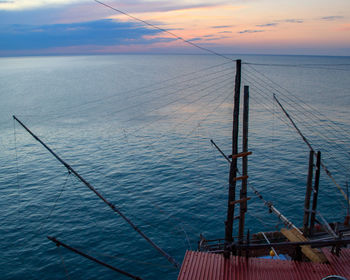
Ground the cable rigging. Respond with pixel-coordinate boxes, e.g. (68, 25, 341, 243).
(243, 72, 350, 164)
(244, 81, 350, 221)
(242, 68, 350, 179)
(24, 62, 234, 124)
(273, 95, 350, 206)
(94, 0, 236, 62)
(244, 74, 350, 209)
(102, 77, 234, 160)
(13, 115, 180, 269)
(105, 70, 234, 119)
(117, 89, 233, 236)
(62, 60, 234, 112)
(244, 63, 350, 139)
(243, 62, 350, 72)
(29, 79, 234, 251)
(247, 91, 350, 181)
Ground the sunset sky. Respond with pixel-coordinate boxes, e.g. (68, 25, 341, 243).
(0, 0, 349, 56)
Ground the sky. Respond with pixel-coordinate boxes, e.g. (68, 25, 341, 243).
(0, 0, 349, 56)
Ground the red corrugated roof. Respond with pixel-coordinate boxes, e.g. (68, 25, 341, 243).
(178, 249, 350, 280)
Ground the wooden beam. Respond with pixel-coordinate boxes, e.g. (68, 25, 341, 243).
(228, 151, 252, 159)
(234, 175, 249, 181)
(230, 197, 251, 205)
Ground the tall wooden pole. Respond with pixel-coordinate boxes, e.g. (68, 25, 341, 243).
(238, 85, 249, 242)
(225, 59, 241, 256)
(303, 150, 314, 236)
(310, 151, 321, 235)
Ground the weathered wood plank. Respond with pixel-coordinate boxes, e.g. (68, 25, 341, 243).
(228, 151, 252, 159)
(233, 175, 249, 181)
(230, 197, 251, 206)
(281, 227, 328, 263)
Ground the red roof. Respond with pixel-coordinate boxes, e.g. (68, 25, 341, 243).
(178, 249, 350, 280)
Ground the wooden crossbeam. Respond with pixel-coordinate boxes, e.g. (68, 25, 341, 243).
(230, 197, 251, 206)
(228, 151, 252, 159)
(233, 175, 249, 181)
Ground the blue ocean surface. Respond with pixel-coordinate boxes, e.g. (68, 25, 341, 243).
(0, 54, 349, 279)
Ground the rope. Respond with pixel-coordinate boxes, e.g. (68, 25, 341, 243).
(243, 67, 350, 148)
(117, 88, 234, 245)
(120, 89, 233, 238)
(20, 62, 234, 124)
(94, 0, 236, 62)
(243, 62, 350, 72)
(47, 85, 232, 246)
(243, 71, 350, 176)
(113, 79, 233, 161)
(91, 79, 233, 197)
(147, 201, 193, 250)
(244, 64, 350, 140)
(37, 171, 72, 234)
(51, 66, 233, 130)
(104, 70, 233, 120)
(241, 67, 350, 216)
(57, 61, 234, 113)
(120, 78, 233, 135)
(246, 80, 350, 209)
(247, 210, 273, 230)
(58, 247, 71, 280)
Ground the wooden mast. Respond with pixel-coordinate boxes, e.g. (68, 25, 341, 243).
(303, 150, 314, 236)
(238, 85, 249, 243)
(309, 151, 321, 235)
(225, 59, 241, 257)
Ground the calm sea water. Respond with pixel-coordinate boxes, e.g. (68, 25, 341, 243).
(0, 54, 350, 279)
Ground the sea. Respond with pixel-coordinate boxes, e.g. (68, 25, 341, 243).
(0, 54, 349, 280)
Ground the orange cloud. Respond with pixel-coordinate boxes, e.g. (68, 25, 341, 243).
(108, 4, 243, 38)
(337, 24, 350, 31)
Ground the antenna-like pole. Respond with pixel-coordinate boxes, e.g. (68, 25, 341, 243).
(13, 115, 180, 269)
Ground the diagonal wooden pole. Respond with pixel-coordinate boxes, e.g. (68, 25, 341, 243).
(48, 236, 143, 280)
(13, 115, 180, 269)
